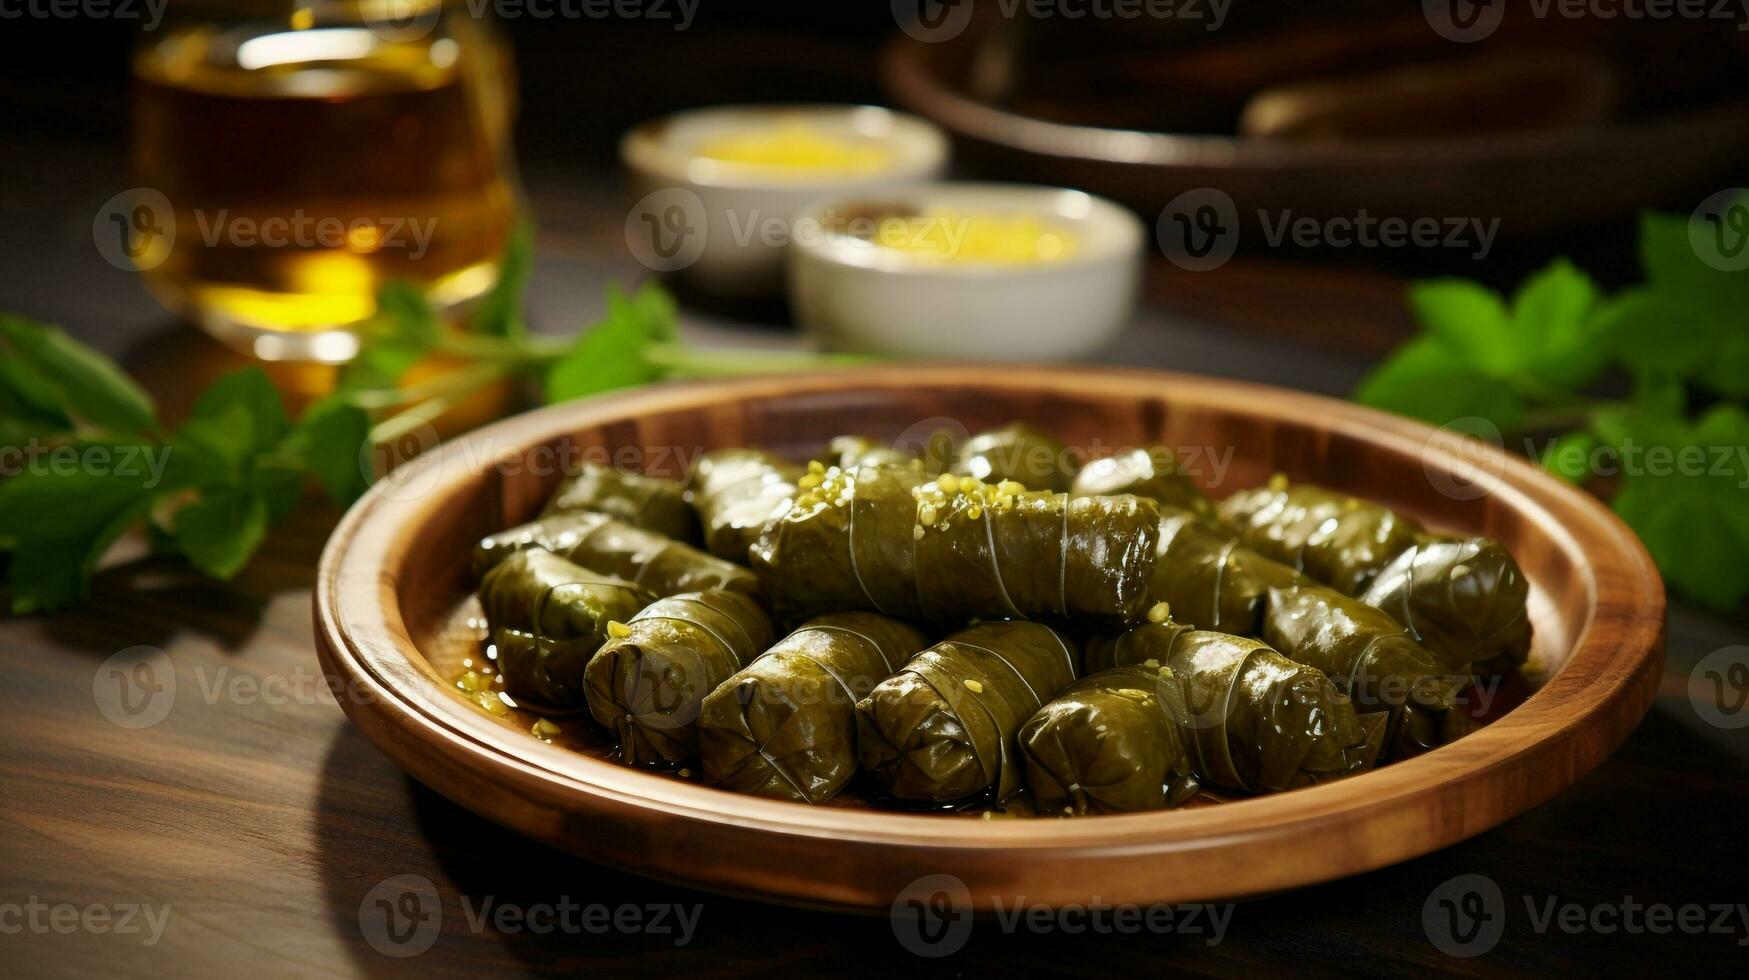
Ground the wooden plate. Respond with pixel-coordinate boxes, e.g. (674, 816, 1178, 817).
(313, 365, 1664, 911)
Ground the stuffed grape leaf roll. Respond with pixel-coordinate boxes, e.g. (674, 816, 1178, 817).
(1084, 621, 1385, 795)
(473, 511, 760, 597)
(1071, 447, 1215, 519)
(826, 435, 919, 471)
(541, 462, 698, 543)
(856, 621, 1079, 803)
(1220, 478, 1531, 672)
(1019, 664, 1200, 815)
(751, 464, 1158, 625)
(687, 449, 801, 562)
(1148, 505, 1308, 634)
(477, 548, 657, 709)
(489, 627, 601, 714)
(953, 423, 1076, 492)
(583, 590, 775, 767)
(1219, 479, 1420, 596)
(698, 612, 927, 804)
(1358, 538, 1532, 676)
(1260, 584, 1465, 759)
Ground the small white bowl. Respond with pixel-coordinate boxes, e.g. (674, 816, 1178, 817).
(787, 183, 1144, 360)
(621, 104, 949, 297)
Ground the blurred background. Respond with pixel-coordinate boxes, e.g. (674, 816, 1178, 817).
(5, 0, 1745, 395)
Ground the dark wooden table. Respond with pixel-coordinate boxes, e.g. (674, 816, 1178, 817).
(3, 135, 1747, 978)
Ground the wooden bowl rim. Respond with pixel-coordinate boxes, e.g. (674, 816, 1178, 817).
(314, 365, 1663, 879)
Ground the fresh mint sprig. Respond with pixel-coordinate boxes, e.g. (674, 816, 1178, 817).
(0, 225, 867, 612)
(1357, 194, 1749, 611)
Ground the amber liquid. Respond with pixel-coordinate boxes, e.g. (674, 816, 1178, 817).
(132, 20, 517, 358)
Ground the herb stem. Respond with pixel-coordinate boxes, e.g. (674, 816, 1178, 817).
(435, 331, 571, 365)
(347, 360, 510, 410)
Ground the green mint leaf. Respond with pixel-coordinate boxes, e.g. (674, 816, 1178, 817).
(0, 459, 161, 612)
(1510, 258, 1608, 389)
(1639, 204, 1749, 313)
(252, 457, 306, 522)
(172, 487, 270, 579)
(1408, 279, 1518, 376)
(1595, 288, 1718, 378)
(627, 281, 679, 344)
(0, 316, 158, 436)
(171, 403, 258, 486)
(1613, 471, 1747, 611)
(281, 395, 372, 504)
(1354, 336, 1525, 432)
(1699, 336, 1749, 400)
(342, 281, 440, 391)
(1541, 430, 1597, 483)
(1590, 398, 1749, 611)
(544, 283, 675, 403)
(468, 218, 532, 339)
(0, 356, 74, 442)
(1695, 405, 1749, 553)
(191, 367, 290, 457)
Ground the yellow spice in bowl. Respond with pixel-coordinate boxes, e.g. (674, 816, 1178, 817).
(872, 209, 1076, 264)
(693, 123, 890, 175)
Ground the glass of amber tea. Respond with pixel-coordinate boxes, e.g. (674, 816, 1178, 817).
(130, 1, 519, 361)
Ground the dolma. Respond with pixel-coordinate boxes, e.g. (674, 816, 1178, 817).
(1358, 538, 1533, 675)
(1219, 480, 1421, 596)
(583, 590, 775, 767)
(1084, 622, 1385, 795)
(1220, 478, 1531, 671)
(1148, 505, 1307, 634)
(826, 434, 919, 470)
(541, 462, 698, 542)
(751, 464, 1158, 625)
(1019, 664, 1200, 815)
(952, 423, 1076, 492)
(698, 612, 928, 804)
(489, 626, 599, 714)
(473, 511, 760, 597)
(687, 449, 801, 562)
(1071, 446, 1215, 519)
(1260, 584, 1464, 758)
(477, 548, 656, 709)
(857, 621, 1080, 803)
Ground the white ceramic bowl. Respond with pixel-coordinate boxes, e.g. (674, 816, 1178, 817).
(621, 104, 949, 297)
(787, 183, 1145, 360)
